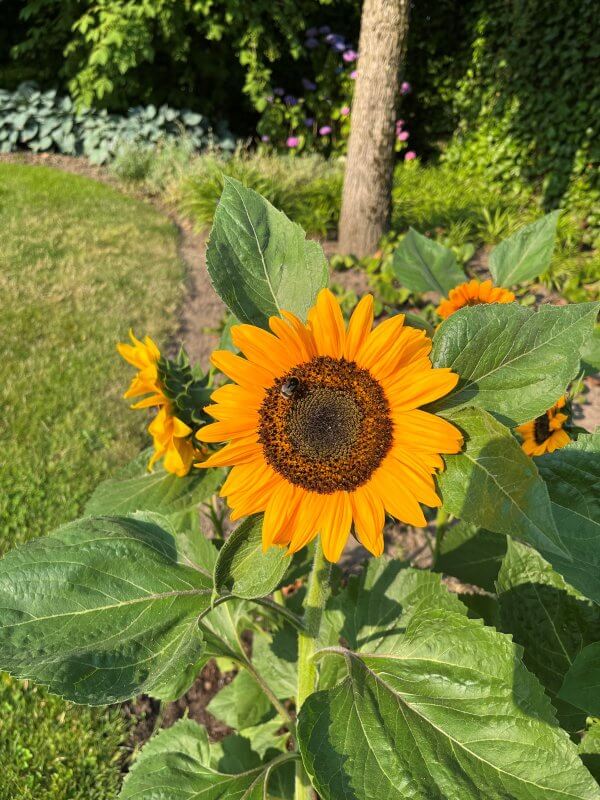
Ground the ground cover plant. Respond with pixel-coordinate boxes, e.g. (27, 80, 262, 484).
(0, 177, 598, 798)
(0, 163, 186, 798)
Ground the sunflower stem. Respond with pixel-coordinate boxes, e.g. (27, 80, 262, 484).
(432, 508, 450, 567)
(295, 540, 331, 800)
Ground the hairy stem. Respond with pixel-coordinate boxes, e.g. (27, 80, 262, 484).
(295, 540, 332, 800)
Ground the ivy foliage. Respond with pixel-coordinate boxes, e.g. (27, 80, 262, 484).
(442, 0, 599, 215)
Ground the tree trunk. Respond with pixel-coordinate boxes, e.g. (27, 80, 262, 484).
(338, 0, 410, 257)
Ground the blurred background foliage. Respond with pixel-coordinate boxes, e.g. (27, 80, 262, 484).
(1, 0, 597, 217)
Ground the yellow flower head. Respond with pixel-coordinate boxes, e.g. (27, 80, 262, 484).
(437, 279, 515, 320)
(197, 288, 463, 562)
(516, 396, 571, 456)
(117, 330, 166, 409)
(117, 330, 200, 477)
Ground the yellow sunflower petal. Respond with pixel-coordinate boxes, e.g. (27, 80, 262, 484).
(319, 492, 353, 563)
(231, 324, 299, 376)
(354, 313, 406, 373)
(197, 418, 258, 443)
(389, 454, 442, 508)
(392, 409, 463, 454)
(369, 457, 427, 527)
(308, 288, 346, 358)
(197, 437, 261, 468)
(385, 368, 459, 410)
(281, 311, 318, 359)
(269, 315, 313, 363)
(262, 479, 301, 549)
(210, 350, 274, 389)
(349, 484, 385, 557)
(344, 294, 374, 361)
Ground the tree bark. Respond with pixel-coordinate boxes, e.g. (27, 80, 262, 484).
(338, 0, 410, 257)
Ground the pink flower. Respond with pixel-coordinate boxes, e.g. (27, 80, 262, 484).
(319, 125, 332, 136)
(287, 136, 300, 148)
(340, 105, 350, 116)
(343, 49, 358, 63)
(395, 119, 404, 129)
(404, 150, 417, 161)
(400, 81, 411, 95)
(397, 130, 409, 141)
(350, 70, 358, 80)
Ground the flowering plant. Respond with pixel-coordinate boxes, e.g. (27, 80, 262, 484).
(0, 180, 598, 799)
(257, 27, 357, 156)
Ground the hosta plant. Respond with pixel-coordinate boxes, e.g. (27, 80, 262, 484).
(0, 82, 235, 163)
(0, 179, 599, 799)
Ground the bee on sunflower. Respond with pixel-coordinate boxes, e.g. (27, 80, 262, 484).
(117, 331, 209, 476)
(516, 396, 572, 456)
(437, 278, 515, 320)
(197, 289, 463, 562)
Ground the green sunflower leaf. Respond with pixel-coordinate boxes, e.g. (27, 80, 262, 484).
(536, 433, 600, 604)
(434, 521, 506, 592)
(85, 448, 224, 534)
(206, 177, 328, 329)
(437, 407, 566, 558)
(120, 718, 295, 800)
(488, 211, 560, 287)
(0, 516, 213, 704)
(207, 669, 274, 731)
(431, 302, 599, 424)
(579, 722, 600, 783)
(497, 539, 600, 732)
(297, 611, 600, 800)
(214, 515, 289, 599)
(319, 556, 466, 688)
(391, 227, 466, 295)
(559, 643, 600, 717)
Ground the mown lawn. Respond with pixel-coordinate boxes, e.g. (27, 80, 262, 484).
(0, 163, 185, 799)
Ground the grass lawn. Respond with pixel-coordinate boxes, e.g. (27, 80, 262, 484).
(0, 163, 185, 799)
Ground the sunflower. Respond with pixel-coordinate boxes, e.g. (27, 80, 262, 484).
(197, 289, 463, 562)
(516, 396, 571, 456)
(117, 330, 200, 476)
(437, 278, 515, 320)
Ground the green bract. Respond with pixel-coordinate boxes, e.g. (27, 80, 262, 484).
(0, 187, 598, 799)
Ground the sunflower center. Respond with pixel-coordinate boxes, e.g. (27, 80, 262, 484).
(534, 412, 551, 444)
(258, 356, 393, 493)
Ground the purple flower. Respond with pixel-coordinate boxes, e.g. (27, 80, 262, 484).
(302, 78, 317, 91)
(400, 81, 412, 95)
(395, 119, 404, 129)
(343, 49, 358, 63)
(284, 95, 298, 106)
(273, 87, 285, 96)
(306, 26, 318, 37)
(319, 125, 332, 136)
(397, 130, 409, 141)
(333, 41, 346, 52)
(304, 117, 315, 127)
(305, 37, 319, 49)
(340, 105, 350, 116)
(319, 25, 331, 34)
(286, 136, 300, 148)
(350, 70, 358, 80)
(261, 135, 270, 142)
(404, 150, 417, 161)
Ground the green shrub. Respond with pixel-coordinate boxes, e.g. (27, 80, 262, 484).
(178, 150, 343, 236)
(0, 82, 234, 163)
(443, 0, 598, 214)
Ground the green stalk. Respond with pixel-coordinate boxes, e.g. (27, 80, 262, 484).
(432, 507, 449, 567)
(294, 540, 332, 800)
